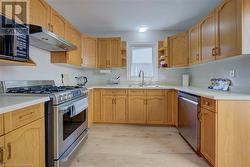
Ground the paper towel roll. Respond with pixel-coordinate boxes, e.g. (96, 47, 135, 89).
(182, 75, 190, 87)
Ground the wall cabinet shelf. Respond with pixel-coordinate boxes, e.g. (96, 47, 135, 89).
(0, 59, 36, 66)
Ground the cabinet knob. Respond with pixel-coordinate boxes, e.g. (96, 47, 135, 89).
(212, 48, 216, 56)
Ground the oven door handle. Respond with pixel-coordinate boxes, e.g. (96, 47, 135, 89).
(58, 98, 88, 117)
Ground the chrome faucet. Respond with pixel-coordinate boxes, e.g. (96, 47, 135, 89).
(138, 70, 145, 86)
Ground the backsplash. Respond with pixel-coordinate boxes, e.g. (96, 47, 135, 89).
(187, 55, 250, 93)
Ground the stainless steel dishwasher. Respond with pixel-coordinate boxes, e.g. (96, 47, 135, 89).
(178, 91, 201, 152)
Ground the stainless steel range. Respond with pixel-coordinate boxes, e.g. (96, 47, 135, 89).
(1, 80, 88, 167)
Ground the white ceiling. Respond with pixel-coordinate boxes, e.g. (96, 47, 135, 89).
(46, 0, 222, 34)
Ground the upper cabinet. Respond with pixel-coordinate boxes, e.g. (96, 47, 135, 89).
(82, 35, 97, 68)
(97, 38, 122, 68)
(50, 9, 66, 38)
(200, 11, 217, 63)
(169, 32, 189, 67)
(65, 22, 82, 66)
(29, 0, 51, 29)
(189, 24, 200, 65)
(216, 0, 242, 59)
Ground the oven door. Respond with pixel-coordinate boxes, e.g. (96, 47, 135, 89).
(56, 97, 88, 159)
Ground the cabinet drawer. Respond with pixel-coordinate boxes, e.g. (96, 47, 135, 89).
(102, 89, 127, 96)
(4, 103, 44, 133)
(0, 115, 3, 136)
(201, 97, 216, 112)
(147, 90, 165, 96)
(128, 89, 146, 96)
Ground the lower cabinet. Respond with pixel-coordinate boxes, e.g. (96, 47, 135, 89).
(146, 96, 165, 124)
(102, 95, 127, 123)
(88, 89, 94, 128)
(0, 104, 45, 167)
(0, 137, 4, 167)
(4, 118, 45, 167)
(93, 89, 178, 126)
(128, 96, 147, 124)
(200, 108, 216, 166)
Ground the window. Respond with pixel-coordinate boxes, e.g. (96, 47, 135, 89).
(128, 43, 158, 81)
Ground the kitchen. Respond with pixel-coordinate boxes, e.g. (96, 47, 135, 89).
(0, 0, 250, 167)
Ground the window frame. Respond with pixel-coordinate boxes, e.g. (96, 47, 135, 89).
(127, 42, 158, 81)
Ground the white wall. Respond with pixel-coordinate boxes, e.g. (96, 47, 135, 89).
(0, 46, 83, 86)
(187, 55, 250, 93)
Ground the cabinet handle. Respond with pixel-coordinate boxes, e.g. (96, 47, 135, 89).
(106, 60, 110, 66)
(51, 25, 54, 32)
(212, 48, 216, 56)
(0, 147, 3, 165)
(7, 143, 11, 160)
(48, 23, 51, 30)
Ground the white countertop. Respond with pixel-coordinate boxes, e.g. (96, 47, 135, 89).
(88, 85, 250, 100)
(0, 95, 50, 114)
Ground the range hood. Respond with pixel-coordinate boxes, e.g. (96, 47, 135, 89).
(29, 24, 77, 52)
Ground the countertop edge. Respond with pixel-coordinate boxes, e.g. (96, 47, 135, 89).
(0, 96, 50, 114)
(87, 86, 250, 100)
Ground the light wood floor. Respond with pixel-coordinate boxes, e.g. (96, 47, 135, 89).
(69, 124, 210, 167)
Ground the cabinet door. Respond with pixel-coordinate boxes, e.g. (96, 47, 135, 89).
(0, 115, 3, 136)
(113, 96, 127, 123)
(166, 90, 178, 126)
(216, 0, 241, 59)
(147, 96, 165, 124)
(128, 96, 146, 124)
(88, 90, 94, 128)
(66, 23, 82, 66)
(50, 9, 66, 38)
(93, 89, 102, 122)
(169, 32, 189, 67)
(30, 0, 50, 29)
(201, 108, 216, 166)
(0, 136, 3, 167)
(110, 38, 122, 67)
(102, 96, 114, 123)
(4, 118, 45, 167)
(82, 37, 97, 68)
(97, 39, 110, 68)
(200, 11, 217, 63)
(189, 24, 200, 65)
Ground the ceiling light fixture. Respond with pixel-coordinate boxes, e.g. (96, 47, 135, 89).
(138, 26, 148, 33)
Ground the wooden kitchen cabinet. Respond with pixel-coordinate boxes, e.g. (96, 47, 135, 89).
(128, 96, 147, 124)
(51, 22, 82, 66)
(0, 115, 3, 136)
(88, 89, 94, 128)
(146, 96, 165, 124)
(93, 89, 102, 122)
(200, 108, 216, 166)
(216, 0, 241, 59)
(0, 137, 3, 167)
(200, 11, 217, 63)
(169, 32, 189, 67)
(82, 36, 97, 68)
(110, 38, 122, 67)
(114, 96, 127, 123)
(97, 38, 122, 68)
(50, 8, 66, 38)
(29, 0, 51, 29)
(189, 24, 200, 65)
(166, 90, 178, 126)
(102, 95, 127, 123)
(4, 118, 45, 167)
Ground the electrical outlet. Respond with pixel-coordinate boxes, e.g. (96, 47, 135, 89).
(229, 70, 236, 78)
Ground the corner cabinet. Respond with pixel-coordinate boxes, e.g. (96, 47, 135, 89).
(169, 32, 189, 67)
(0, 103, 45, 167)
